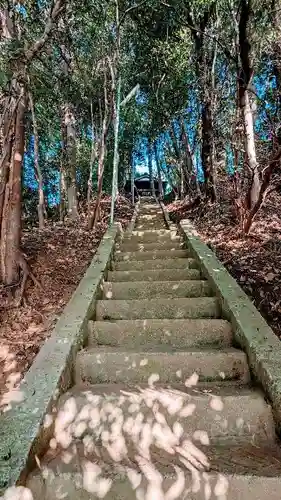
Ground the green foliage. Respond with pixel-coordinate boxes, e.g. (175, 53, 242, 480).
(1, 0, 280, 221)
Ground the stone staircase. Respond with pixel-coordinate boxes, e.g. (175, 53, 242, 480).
(27, 200, 281, 499)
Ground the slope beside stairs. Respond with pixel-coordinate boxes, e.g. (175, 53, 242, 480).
(27, 200, 281, 499)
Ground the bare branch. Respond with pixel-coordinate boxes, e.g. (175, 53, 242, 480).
(120, 84, 140, 107)
(119, 0, 148, 28)
(25, 0, 66, 62)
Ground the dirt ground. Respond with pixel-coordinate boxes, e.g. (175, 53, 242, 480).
(0, 196, 134, 404)
(168, 190, 281, 339)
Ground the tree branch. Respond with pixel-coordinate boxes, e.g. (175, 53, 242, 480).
(25, 0, 66, 62)
(118, 0, 148, 28)
(185, 22, 238, 65)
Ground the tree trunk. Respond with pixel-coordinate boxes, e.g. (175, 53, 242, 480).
(170, 121, 181, 159)
(90, 139, 106, 230)
(0, 83, 25, 284)
(87, 102, 98, 214)
(238, 0, 260, 209)
(131, 162, 135, 205)
(242, 89, 260, 207)
(60, 117, 67, 221)
(180, 118, 194, 193)
(29, 91, 45, 229)
(89, 64, 111, 229)
(201, 99, 216, 201)
(154, 142, 164, 199)
(268, 1, 281, 148)
(110, 75, 121, 224)
(0, 105, 12, 229)
(0, 0, 65, 283)
(243, 149, 281, 233)
(109, 0, 121, 224)
(148, 141, 156, 198)
(187, 3, 217, 201)
(64, 104, 78, 219)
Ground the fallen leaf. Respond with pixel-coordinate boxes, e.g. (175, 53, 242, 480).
(265, 272, 275, 282)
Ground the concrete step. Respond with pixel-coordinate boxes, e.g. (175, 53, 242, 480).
(27, 447, 281, 500)
(123, 234, 181, 244)
(136, 215, 165, 220)
(140, 205, 162, 210)
(95, 297, 220, 320)
(75, 347, 250, 385)
(108, 268, 201, 282)
(134, 224, 167, 231)
(88, 318, 232, 348)
(137, 215, 164, 222)
(54, 384, 275, 446)
(134, 223, 166, 228)
(114, 249, 189, 262)
(112, 258, 198, 272)
(135, 219, 166, 225)
(118, 240, 185, 252)
(125, 230, 178, 243)
(102, 280, 212, 300)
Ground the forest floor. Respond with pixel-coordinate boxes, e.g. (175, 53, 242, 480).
(167, 188, 281, 341)
(0, 196, 134, 405)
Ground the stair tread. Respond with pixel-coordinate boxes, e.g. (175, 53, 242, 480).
(118, 242, 185, 251)
(114, 249, 189, 261)
(91, 318, 230, 325)
(112, 258, 198, 271)
(26, 443, 281, 500)
(54, 382, 275, 453)
(62, 381, 259, 400)
(75, 346, 250, 385)
(97, 296, 217, 303)
(102, 280, 212, 299)
(79, 345, 244, 354)
(108, 268, 201, 282)
(88, 318, 233, 348)
(96, 296, 220, 320)
(27, 441, 281, 477)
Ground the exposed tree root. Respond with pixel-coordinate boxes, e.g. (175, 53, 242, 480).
(16, 251, 42, 306)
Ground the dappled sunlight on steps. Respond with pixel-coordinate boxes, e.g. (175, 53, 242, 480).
(23, 200, 281, 500)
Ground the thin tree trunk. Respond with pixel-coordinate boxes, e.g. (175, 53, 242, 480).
(0, 104, 12, 229)
(166, 138, 181, 196)
(180, 118, 194, 193)
(154, 142, 164, 198)
(186, 4, 217, 201)
(270, 0, 281, 142)
(148, 141, 156, 198)
(89, 64, 111, 229)
(170, 122, 181, 160)
(64, 104, 78, 219)
(238, 0, 260, 209)
(87, 102, 98, 214)
(242, 89, 260, 206)
(201, 99, 216, 201)
(0, 84, 25, 284)
(131, 162, 135, 205)
(90, 139, 106, 229)
(60, 112, 67, 221)
(109, 0, 121, 224)
(110, 75, 121, 223)
(29, 91, 45, 229)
